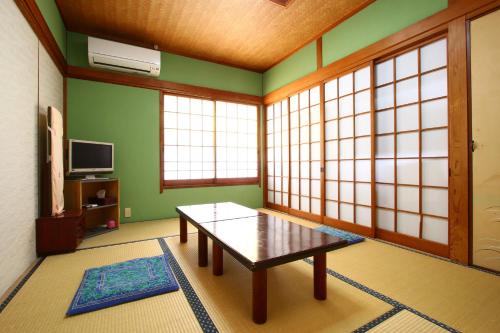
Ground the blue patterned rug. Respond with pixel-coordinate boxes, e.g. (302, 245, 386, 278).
(316, 226, 365, 244)
(67, 254, 179, 316)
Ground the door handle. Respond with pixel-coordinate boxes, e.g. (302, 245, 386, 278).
(472, 140, 478, 152)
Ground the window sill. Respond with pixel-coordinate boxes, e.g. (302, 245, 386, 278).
(163, 177, 260, 189)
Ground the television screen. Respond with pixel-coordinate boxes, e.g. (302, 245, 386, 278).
(69, 140, 113, 173)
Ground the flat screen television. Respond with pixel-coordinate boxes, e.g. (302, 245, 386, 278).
(68, 139, 114, 175)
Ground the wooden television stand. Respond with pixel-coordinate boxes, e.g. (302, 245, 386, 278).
(64, 177, 120, 231)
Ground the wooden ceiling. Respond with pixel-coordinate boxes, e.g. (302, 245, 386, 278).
(56, 0, 373, 72)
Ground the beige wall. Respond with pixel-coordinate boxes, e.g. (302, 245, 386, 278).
(0, 0, 63, 296)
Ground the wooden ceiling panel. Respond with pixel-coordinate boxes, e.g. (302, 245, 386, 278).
(56, 0, 373, 72)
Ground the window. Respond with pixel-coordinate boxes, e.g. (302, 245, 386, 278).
(161, 93, 259, 188)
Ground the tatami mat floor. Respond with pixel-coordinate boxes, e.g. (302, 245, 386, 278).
(0, 209, 499, 332)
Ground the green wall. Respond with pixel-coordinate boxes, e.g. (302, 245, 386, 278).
(263, 41, 316, 95)
(263, 0, 448, 95)
(36, 0, 66, 58)
(67, 79, 264, 222)
(323, 0, 448, 66)
(67, 31, 263, 96)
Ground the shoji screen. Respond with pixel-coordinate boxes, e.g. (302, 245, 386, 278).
(374, 38, 449, 245)
(290, 86, 321, 217)
(266, 99, 289, 208)
(324, 66, 373, 228)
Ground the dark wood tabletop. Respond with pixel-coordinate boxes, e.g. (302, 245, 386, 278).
(176, 202, 265, 224)
(196, 214, 348, 271)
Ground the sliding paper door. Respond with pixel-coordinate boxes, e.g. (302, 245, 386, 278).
(289, 86, 322, 219)
(324, 66, 373, 232)
(374, 38, 449, 246)
(266, 99, 289, 209)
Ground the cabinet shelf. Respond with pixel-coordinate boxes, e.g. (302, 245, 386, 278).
(85, 203, 118, 211)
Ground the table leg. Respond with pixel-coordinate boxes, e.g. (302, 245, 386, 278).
(213, 242, 223, 276)
(180, 216, 187, 243)
(198, 231, 208, 267)
(314, 253, 327, 300)
(252, 269, 267, 324)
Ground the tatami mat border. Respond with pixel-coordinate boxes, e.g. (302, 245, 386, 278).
(303, 258, 458, 332)
(76, 232, 198, 251)
(158, 238, 219, 333)
(353, 307, 404, 333)
(0, 257, 45, 313)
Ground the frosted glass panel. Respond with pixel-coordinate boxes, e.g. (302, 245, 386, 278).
(422, 216, 448, 244)
(422, 98, 448, 129)
(275, 192, 282, 205)
(376, 110, 394, 134)
(420, 39, 447, 72)
(375, 85, 394, 110)
(376, 59, 393, 86)
(397, 132, 419, 158)
(396, 104, 419, 132)
(300, 144, 309, 160)
(325, 100, 338, 120)
(376, 135, 394, 158)
(397, 212, 420, 237)
(339, 139, 354, 159)
(396, 49, 418, 80)
(339, 73, 353, 96)
(311, 123, 320, 142)
(268, 191, 274, 203)
(376, 184, 395, 208)
(421, 69, 447, 100)
(355, 137, 371, 159)
(311, 142, 321, 160)
(422, 188, 448, 217)
(397, 159, 419, 185)
(396, 77, 418, 106)
(310, 86, 320, 106)
(397, 186, 419, 212)
(299, 91, 309, 109)
(356, 206, 372, 227)
(356, 160, 371, 182)
(290, 112, 299, 128)
(355, 113, 371, 136)
(340, 203, 354, 223)
(326, 201, 338, 218)
(339, 117, 354, 138)
(325, 120, 338, 140)
(339, 95, 354, 117)
(339, 160, 354, 181)
(291, 178, 299, 194)
(291, 195, 299, 209)
(325, 140, 338, 160)
(326, 161, 338, 180)
(422, 158, 448, 187)
(355, 90, 371, 115)
(283, 177, 289, 191)
(291, 145, 299, 161)
(377, 208, 394, 231)
(340, 182, 354, 202)
(300, 108, 309, 126)
(311, 198, 321, 215)
(422, 129, 448, 157)
(275, 178, 282, 191)
(311, 161, 321, 178)
(300, 162, 309, 178)
(291, 161, 299, 178)
(355, 66, 371, 91)
(375, 159, 394, 183)
(267, 177, 274, 190)
(326, 181, 338, 200)
(356, 183, 371, 206)
(300, 196, 310, 212)
(282, 194, 289, 206)
(325, 79, 338, 100)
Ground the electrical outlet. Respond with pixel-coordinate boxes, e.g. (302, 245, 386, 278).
(124, 208, 131, 218)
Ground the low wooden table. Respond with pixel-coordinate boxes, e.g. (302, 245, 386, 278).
(176, 204, 347, 324)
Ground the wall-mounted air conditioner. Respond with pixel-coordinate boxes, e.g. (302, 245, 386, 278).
(88, 37, 161, 77)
